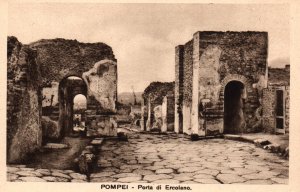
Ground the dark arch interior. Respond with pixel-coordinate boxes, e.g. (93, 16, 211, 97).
(58, 76, 87, 137)
(223, 81, 245, 134)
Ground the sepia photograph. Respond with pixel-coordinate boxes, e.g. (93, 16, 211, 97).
(2, 1, 298, 191)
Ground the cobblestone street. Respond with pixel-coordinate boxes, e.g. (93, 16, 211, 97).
(7, 132, 288, 184)
(91, 133, 288, 184)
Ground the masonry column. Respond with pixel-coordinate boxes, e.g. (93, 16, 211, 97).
(191, 32, 201, 135)
(161, 96, 167, 133)
(174, 45, 184, 133)
(140, 98, 145, 131)
(146, 98, 151, 131)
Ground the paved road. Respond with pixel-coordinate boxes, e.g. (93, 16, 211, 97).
(91, 133, 288, 184)
(7, 132, 288, 184)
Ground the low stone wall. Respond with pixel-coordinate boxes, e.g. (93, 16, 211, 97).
(86, 115, 118, 137)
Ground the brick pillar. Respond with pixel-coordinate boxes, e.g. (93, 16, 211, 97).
(175, 45, 184, 133)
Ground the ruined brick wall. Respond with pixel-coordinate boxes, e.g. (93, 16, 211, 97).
(143, 82, 174, 131)
(262, 66, 290, 134)
(7, 37, 42, 163)
(197, 31, 268, 134)
(262, 86, 289, 134)
(29, 39, 117, 114)
(262, 88, 276, 133)
(28, 39, 117, 137)
(175, 31, 268, 135)
(29, 38, 116, 86)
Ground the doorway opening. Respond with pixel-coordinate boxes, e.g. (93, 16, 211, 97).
(73, 94, 87, 135)
(58, 76, 87, 137)
(223, 81, 245, 134)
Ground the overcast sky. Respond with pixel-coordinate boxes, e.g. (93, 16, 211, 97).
(8, 3, 290, 92)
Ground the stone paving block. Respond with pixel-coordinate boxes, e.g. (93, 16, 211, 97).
(195, 169, 220, 176)
(51, 171, 71, 179)
(193, 174, 214, 179)
(193, 178, 221, 184)
(244, 165, 270, 171)
(144, 166, 165, 171)
(36, 169, 51, 176)
(172, 174, 194, 181)
(155, 168, 174, 174)
(133, 169, 154, 175)
(270, 177, 288, 184)
(217, 173, 246, 184)
(56, 177, 70, 182)
(16, 171, 42, 177)
(233, 168, 258, 175)
(178, 166, 204, 173)
(69, 173, 87, 180)
(90, 171, 116, 178)
(42, 176, 57, 182)
(19, 176, 46, 182)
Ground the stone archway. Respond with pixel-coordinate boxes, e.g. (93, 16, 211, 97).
(58, 76, 87, 137)
(223, 81, 246, 134)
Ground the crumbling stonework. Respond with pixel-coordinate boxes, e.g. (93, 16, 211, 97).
(175, 31, 268, 136)
(7, 37, 42, 163)
(28, 38, 118, 138)
(142, 82, 175, 132)
(262, 65, 290, 134)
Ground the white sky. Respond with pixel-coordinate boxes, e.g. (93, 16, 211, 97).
(8, 3, 290, 92)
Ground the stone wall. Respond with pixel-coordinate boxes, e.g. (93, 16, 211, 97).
(174, 46, 184, 133)
(29, 38, 116, 86)
(182, 40, 194, 134)
(29, 38, 118, 138)
(143, 82, 175, 131)
(7, 37, 42, 163)
(175, 31, 268, 136)
(262, 66, 290, 134)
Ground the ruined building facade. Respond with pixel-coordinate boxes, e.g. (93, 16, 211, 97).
(7, 37, 118, 163)
(141, 82, 175, 132)
(175, 31, 269, 136)
(262, 65, 290, 134)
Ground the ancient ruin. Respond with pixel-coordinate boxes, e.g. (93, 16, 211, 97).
(262, 65, 290, 134)
(174, 31, 269, 136)
(7, 37, 118, 163)
(141, 82, 175, 132)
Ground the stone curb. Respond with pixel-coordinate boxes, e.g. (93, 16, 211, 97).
(223, 134, 289, 159)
